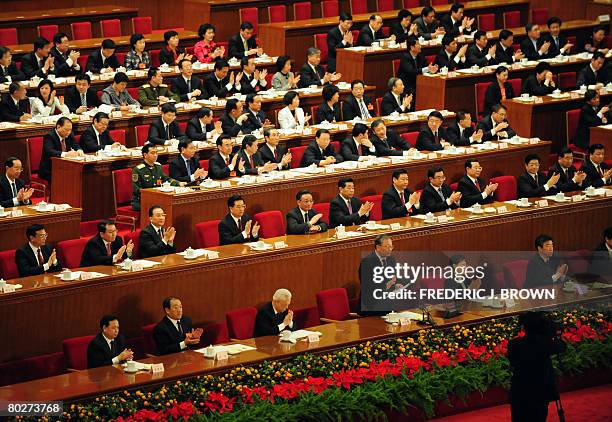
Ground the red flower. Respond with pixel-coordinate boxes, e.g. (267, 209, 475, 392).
(332, 370, 364, 389)
(454, 348, 469, 363)
(204, 392, 235, 414)
(167, 401, 195, 420)
(430, 350, 454, 368)
(305, 377, 333, 394)
(397, 355, 428, 374)
(131, 408, 164, 421)
(272, 382, 300, 400)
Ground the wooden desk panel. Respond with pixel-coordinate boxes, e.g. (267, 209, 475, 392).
(0, 193, 609, 362)
(140, 141, 551, 249)
(589, 126, 612, 152)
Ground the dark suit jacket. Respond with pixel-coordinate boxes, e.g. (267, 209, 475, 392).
(153, 315, 193, 355)
(80, 125, 114, 153)
(208, 152, 234, 179)
(147, 117, 186, 146)
(315, 102, 341, 123)
(476, 114, 516, 142)
(299, 62, 326, 88)
(390, 23, 412, 44)
(381, 91, 408, 116)
(85, 49, 120, 73)
(80, 233, 127, 267)
(64, 86, 100, 113)
(158, 46, 185, 66)
(520, 37, 543, 61)
(414, 16, 439, 40)
(258, 143, 289, 170)
(397, 52, 427, 89)
(139, 224, 177, 258)
(524, 253, 563, 288)
(342, 94, 375, 120)
(254, 302, 298, 337)
(239, 73, 266, 95)
(416, 126, 448, 151)
(359, 252, 399, 315)
(581, 159, 611, 188)
(326, 27, 351, 72)
(15, 243, 62, 277)
(227, 33, 257, 59)
(0, 62, 26, 83)
(446, 122, 474, 146)
(218, 213, 259, 245)
(517, 171, 555, 198)
(0, 176, 29, 207)
(329, 194, 368, 227)
(185, 116, 212, 141)
(466, 44, 496, 67)
(483, 81, 515, 116)
(86, 332, 126, 368)
(20, 52, 52, 79)
(220, 112, 243, 137)
(204, 73, 233, 98)
(439, 14, 475, 37)
(0, 94, 30, 122)
(169, 154, 201, 183)
(434, 49, 467, 71)
(576, 65, 601, 88)
(356, 24, 386, 47)
(381, 186, 417, 219)
(286, 206, 328, 234)
(371, 129, 411, 156)
(457, 175, 493, 207)
(39, 129, 80, 181)
(340, 137, 375, 161)
(420, 183, 457, 213)
(541, 33, 568, 57)
(574, 105, 604, 150)
(50, 46, 79, 77)
(240, 109, 266, 134)
(495, 43, 517, 64)
(236, 149, 263, 176)
(300, 140, 343, 167)
(589, 242, 612, 276)
(172, 75, 206, 101)
(521, 75, 555, 96)
(547, 162, 582, 193)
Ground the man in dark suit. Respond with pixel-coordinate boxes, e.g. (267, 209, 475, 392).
(421, 166, 462, 213)
(39, 117, 82, 183)
(0, 157, 33, 208)
(238, 56, 268, 95)
(546, 147, 587, 192)
(172, 59, 206, 101)
(582, 143, 612, 187)
(467, 31, 497, 67)
(15, 224, 62, 277)
(381, 77, 412, 116)
(80, 112, 120, 153)
(434, 34, 468, 71)
(87, 315, 133, 368)
(153, 297, 202, 355)
(517, 154, 559, 198)
(359, 234, 400, 315)
(382, 169, 421, 219)
(241, 94, 269, 134)
(573, 90, 610, 150)
(439, 3, 475, 37)
(525, 234, 568, 288)
(520, 23, 552, 61)
(80, 220, 133, 267)
(50, 32, 80, 76)
(476, 104, 516, 142)
(299, 47, 340, 88)
(20, 37, 55, 79)
(483, 66, 515, 116)
(327, 12, 354, 72)
(259, 128, 292, 170)
(414, 6, 445, 40)
(208, 135, 245, 179)
(576, 52, 606, 88)
(542, 17, 572, 57)
(227, 21, 260, 59)
(356, 14, 388, 47)
(300, 129, 343, 167)
(147, 103, 187, 146)
(218, 194, 260, 245)
(398, 38, 437, 92)
(254, 288, 298, 337)
(340, 123, 376, 161)
(205, 59, 238, 98)
(85, 39, 119, 73)
(521, 62, 556, 96)
(220, 98, 249, 137)
(139, 205, 177, 258)
(329, 177, 372, 227)
(416, 111, 450, 151)
(589, 227, 612, 277)
(186, 107, 218, 142)
(169, 140, 208, 184)
(446, 110, 483, 146)
(495, 30, 524, 64)
(64, 73, 100, 114)
(0, 82, 31, 122)
(390, 9, 417, 44)
(237, 135, 277, 176)
(286, 189, 328, 235)
(342, 79, 376, 120)
(458, 159, 498, 207)
(0, 46, 26, 83)
(370, 119, 413, 156)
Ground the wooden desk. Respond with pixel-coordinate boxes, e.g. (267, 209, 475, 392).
(0, 6, 138, 45)
(0, 205, 81, 252)
(258, 0, 530, 64)
(504, 91, 612, 152)
(589, 125, 612, 152)
(141, 140, 552, 249)
(0, 192, 609, 362)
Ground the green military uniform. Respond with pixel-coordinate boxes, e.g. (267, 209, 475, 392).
(137, 83, 180, 106)
(131, 161, 180, 210)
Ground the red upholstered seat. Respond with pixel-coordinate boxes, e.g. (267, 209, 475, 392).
(112, 168, 140, 221)
(77, 54, 88, 71)
(403, 0, 419, 7)
(71, 22, 92, 40)
(478, 14, 495, 32)
(141, 323, 157, 355)
(132, 17, 153, 34)
(254, 210, 286, 238)
(431, 0, 448, 5)
(475, 82, 490, 117)
(503, 11, 521, 28)
(425, 54, 435, 64)
(294, 2, 311, 20)
(201, 321, 230, 345)
(62, 335, 95, 370)
(0, 352, 66, 386)
(150, 50, 160, 68)
(314, 33, 328, 64)
(0, 250, 18, 280)
(101, 19, 121, 37)
(56, 238, 88, 269)
(195, 220, 221, 248)
(0, 28, 17, 45)
(239, 8, 258, 34)
(400, 131, 418, 148)
(392, 59, 400, 77)
(199, 159, 209, 171)
(289, 145, 307, 168)
(311, 104, 320, 119)
(558, 72, 576, 91)
(109, 129, 126, 145)
(226, 307, 257, 339)
(127, 86, 138, 99)
(361, 194, 382, 220)
(377, 0, 394, 11)
(503, 259, 529, 289)
(316, 288, 352, 321)
(531, 8, 548, 25)
(350, 0, 367, 14)
(313, 202, 330, 226)
(490, 175, 517, 201)
(135, 124, 150, 146)
(564, 249, 591, 275)
(450, 182, 459, 191)
(321, 1, 339, 17)
(375, 97, 383, 116)
(508, 78, 522, 97)
(123, 229, 141, 259)
(293, 305, 320, 328)
(26, 136, 49, 196)
(268, 5, 286, 23)
(38, 25, 58, 41)
(331, 141, 339, 152)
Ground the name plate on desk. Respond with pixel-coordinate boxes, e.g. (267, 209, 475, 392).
(151, 363, 164, 373)
(534, 97, 543, 104)
(131, 262, 144, 271)
(399, 317, 411, 326)
(221, 181, 231, 188)
(465, 147, 476, 154)
(207, 251, 220, 259)
(1, 284, 15, 293)
(536, 199, 549, 207)
(605, 190, 612, 197)
(337, 124, 348, 131)
(529, 138, 540, 144)
(390, 223, 401, 230)
(498, 142, 508, 149)
(571, 195, 582, 202)
(570, 91, 580, 98)
(497, 206, 508, 213)
(215, 350, 228, 361)
(427, 153, 437, 159)
(111, 111, 122, 118)
(325, 166, 335, 173)
(274, 241, 288, 249)
(307, 333, 320, 343)
(437, 215, 448, 222)
(11, 210, 22, 217)
(78, 114, 90, 122)
(80, 272, 94, 280)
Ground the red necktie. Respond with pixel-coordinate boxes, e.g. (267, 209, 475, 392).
(434, 132, 439, 144)
(347, 200, 353, 214)
(399, 191, 405, 205)
(597, 165, 603, 177)
(106, 242, 111, 256)
(37, 248, 44, 266)
(474, 179, 481, 192)
(358, 144, 363, 156)
(225, 156, 230, 166)
(250, 155, 254, 168)
(60, 138, 67, 152)
(274, 149, 278, 161)
(237, 218, 242, 230)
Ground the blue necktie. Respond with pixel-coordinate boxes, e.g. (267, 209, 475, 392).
(185, 159, 192, 178)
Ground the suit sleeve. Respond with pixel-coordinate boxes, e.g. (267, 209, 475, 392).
(186, 122, 206, 141)
(81, 242, 113, 267)
(340, 142, 359, 161)
(15, 249, 43, 277)
(139, 230, 175, 258)
(254, 310, 280, 336)
(286, 212, 309, 234)
(147, 123, 166, 146)
(381, 192, 408, 219)
(87, 340, 111, 368)
(43, 136, 63, 158)
(153, 324, 182, 355)
(517, 176, 547, 198)
(300, 146, 320, 167)
(416, 131, 443, 151)
(218, 220, 245, 245)
(169, 160, 188, 183)
(329, 200, 363, 227)
(209, 156, 231, 179)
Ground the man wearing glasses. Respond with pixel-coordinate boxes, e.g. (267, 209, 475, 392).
(15, 224, 62, 277)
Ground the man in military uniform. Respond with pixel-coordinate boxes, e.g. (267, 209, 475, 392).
(138, 67, 179, 107)
(132, 143, 185, 210)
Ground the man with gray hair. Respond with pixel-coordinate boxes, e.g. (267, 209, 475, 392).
(381, 77, 413, 116)
(254, 288, 298, 337)
(299, 47, 342, 88)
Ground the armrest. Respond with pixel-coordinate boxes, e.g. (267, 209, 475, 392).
(29, 181, 47, 201)
(66, 368, 79, 373)
(114, 214, 136, 231)
(320, 317, 341, 323)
